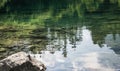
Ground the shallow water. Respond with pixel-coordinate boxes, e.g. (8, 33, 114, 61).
(0, 0, 120, 71)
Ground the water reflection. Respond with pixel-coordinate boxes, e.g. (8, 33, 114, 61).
(30, 28, 120, 71)
(0, 0, 120, 25)
(105, 34, 120, 54)
(0, 23, 120, 70)
(0, 0, 120, 71)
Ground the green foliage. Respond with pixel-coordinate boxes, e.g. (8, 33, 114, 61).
(0, 0, 120, 27)
(0, 0, 7, 8)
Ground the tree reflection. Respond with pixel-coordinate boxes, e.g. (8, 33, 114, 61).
(45, 22, 83, 57)
(0, 22, 83, 59)
(0, 0, 120, 26)
(0, 0, 120, 59)
(85, 13, 120, 54)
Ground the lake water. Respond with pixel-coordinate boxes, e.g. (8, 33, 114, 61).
(0, 0, 120, 71)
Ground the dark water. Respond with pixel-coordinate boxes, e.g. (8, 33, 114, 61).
(0, 0, 120, 71)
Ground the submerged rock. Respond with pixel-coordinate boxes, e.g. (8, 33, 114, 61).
(0, 52, 46, 71)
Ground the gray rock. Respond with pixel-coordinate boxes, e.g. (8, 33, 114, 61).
(0, 52, 46, 71)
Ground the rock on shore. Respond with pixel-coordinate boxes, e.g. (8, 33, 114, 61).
(0, 52, 46, 71)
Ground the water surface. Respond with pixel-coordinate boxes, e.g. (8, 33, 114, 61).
(0, 0, 120, 71)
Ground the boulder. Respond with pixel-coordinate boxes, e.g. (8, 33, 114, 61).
(0, 52, 46, 71)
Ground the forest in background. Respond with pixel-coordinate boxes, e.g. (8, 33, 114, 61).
(0, 0, 120, 27)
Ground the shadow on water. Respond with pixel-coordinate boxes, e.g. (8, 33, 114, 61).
(0, 0, 120, 71)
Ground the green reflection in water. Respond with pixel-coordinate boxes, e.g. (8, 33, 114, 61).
(0, 13, 120, 59)
(0, 0, 120, 26)
(0, 0, 120, 70)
